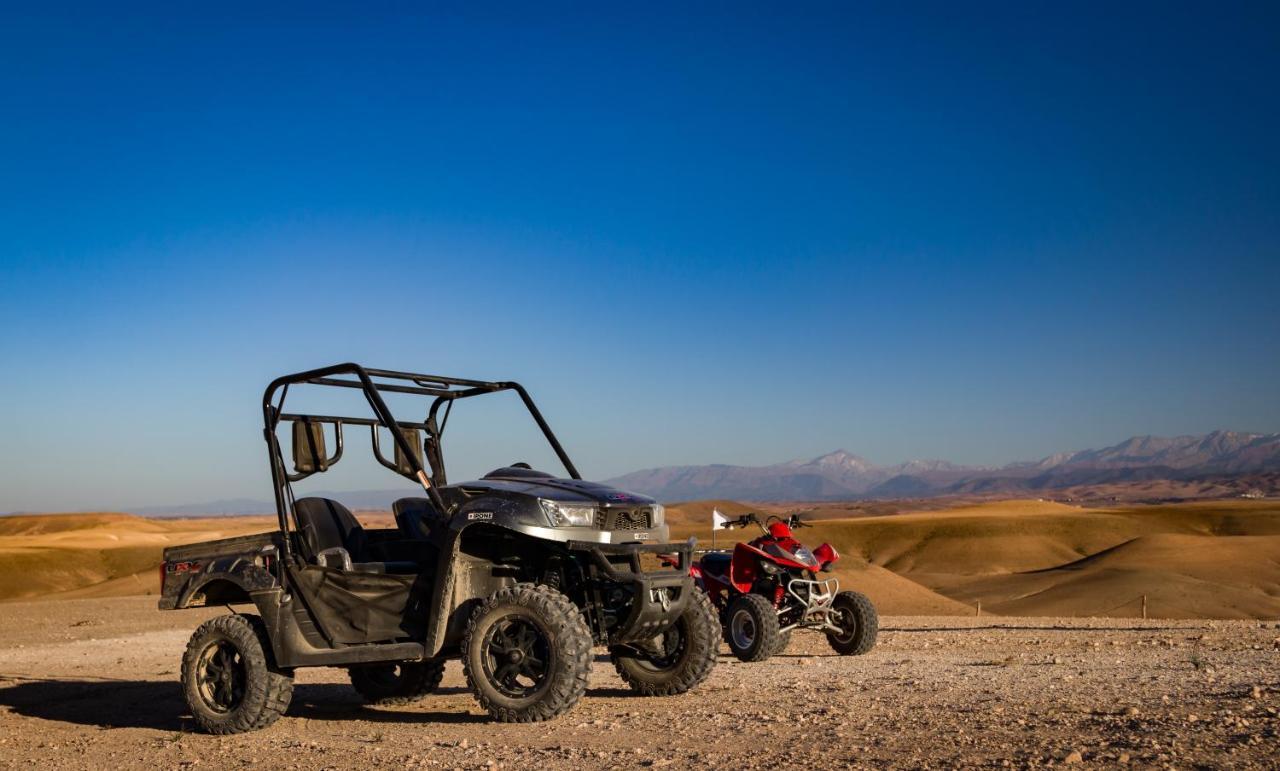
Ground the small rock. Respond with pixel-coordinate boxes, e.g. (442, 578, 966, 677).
(1250, 685, 1263, 699)
(1118, 752, 1131, 764)
(1064, 750, 1083, 764)
(1122, 706, 1140, 717)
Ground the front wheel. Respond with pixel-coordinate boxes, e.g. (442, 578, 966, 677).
(724, 593, 781, 662)
(349, 660, 446, 705)
(180, 614, 294, 734)
(462, 583, 592, 722)
(610, 590, 719, 696)
(826, 590, 878, 655)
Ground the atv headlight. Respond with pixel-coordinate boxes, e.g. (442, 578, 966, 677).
(650, 504, 665, 526)
(539, 498, 596, 527)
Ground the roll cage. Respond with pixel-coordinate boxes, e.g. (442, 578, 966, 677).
(262, 363, 580, 565)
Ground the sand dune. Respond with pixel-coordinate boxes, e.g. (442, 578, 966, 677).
(3, 500, 1278, 618)
(931, 533, 1280, 618)
(0, 513, 278, 601)
(669, 498, 1280, 618)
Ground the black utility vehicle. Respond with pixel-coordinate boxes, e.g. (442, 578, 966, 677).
(159, 364, 718, 733)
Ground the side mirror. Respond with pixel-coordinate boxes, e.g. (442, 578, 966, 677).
(372, 425, 426, 481)
(292, 420, 328, 474)
(394, 428, 423, 477)
(289, 420, 343, 481)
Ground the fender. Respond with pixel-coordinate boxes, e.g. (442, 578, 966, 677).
(173, 565, 275, 609)
(730, 542, 771, 594)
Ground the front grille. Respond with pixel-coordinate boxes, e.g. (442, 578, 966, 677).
(606, 508, 652, 530)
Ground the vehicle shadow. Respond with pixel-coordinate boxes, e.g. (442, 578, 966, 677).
(0, 677, 485, 731)
(880, 624, 1182, 633)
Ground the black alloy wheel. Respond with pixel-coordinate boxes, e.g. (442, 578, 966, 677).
(481, 615, 553, 698)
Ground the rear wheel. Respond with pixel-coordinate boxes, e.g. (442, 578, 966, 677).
(724, 593, 780, 662)
(826, 590, 878, 655)
(463, 583, 592, 722)
(610, 590, 719, 696)
(349, 660, 446, 705)
(773, 629, 793, 655)
(181, 614, 293, 734)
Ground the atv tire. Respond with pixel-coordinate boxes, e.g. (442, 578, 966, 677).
(773, 629, 793, 656)
(610, 590, 719, 696)
(349, 660, 446, 705)
(826, 590, 878, 656)
(463, 583, 592, 722)
(724, 593, 781, 662)
(181, 614, 294, 734)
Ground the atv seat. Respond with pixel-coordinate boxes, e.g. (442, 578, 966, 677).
(293, 497, 418, 574)
(699, 551, 732, 576)
(391, 497, 449, 541)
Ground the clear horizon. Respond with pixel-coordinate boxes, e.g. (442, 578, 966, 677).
(2, 4, 1278, 511)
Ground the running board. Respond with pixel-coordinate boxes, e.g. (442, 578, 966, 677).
(284, 641, 426, 667)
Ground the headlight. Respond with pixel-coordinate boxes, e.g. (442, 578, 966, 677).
(650, 504, 665, 526)
(539, 498, 596, 527)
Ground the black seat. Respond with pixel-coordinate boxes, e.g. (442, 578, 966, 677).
(391, 497, 449, 541)
(293, 497, 417, 574)
(699, 551, 732, 576)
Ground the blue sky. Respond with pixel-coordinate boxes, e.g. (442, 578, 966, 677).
(2, 3, 1278, 511)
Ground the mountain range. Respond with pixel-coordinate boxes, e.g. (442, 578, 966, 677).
(20, 430, 1276, 516)
(603, 430, 1280, 502)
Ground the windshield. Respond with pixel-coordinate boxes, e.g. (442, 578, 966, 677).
(765, 542, 818, 567)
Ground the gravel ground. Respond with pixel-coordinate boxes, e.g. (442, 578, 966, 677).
(0, 597, 1276, 769)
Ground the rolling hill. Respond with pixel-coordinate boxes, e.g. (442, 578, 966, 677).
(5, 499, 1278, 619)
(666, 498, 1280, 619)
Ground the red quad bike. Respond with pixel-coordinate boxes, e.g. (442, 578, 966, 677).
(691, 513, 878, 662)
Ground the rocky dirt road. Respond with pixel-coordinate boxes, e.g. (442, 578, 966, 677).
(0, 597, 1276, 769)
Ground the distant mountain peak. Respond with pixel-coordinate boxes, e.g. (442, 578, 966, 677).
(604, 430, 1280, 502)
(804, 449, 875, 471)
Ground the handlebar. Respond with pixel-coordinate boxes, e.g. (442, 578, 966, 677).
(725, 512, 810, 531)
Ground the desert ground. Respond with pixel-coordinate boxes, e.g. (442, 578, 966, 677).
(1, 498, 1278, 768)
(0, 596, 1277, 769)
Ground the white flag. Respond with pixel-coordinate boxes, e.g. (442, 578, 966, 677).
(712, 508, 728, 530)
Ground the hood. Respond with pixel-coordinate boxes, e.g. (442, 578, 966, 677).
(452, 468, 656, 506)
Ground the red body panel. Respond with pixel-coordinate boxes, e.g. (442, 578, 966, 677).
(729, 542, 765, 593)
(813, 542, 839, 569)
(696, 519, 842, 608)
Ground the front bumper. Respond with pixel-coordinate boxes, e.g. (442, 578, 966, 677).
(568, 537, 696, 644)
(781, 576, 843, 633)
(509, 522, 669, 545)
